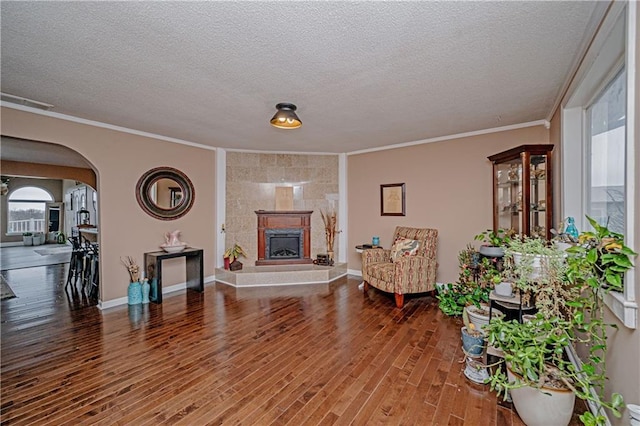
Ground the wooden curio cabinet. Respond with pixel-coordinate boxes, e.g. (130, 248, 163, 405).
(488, 144, 554, 240)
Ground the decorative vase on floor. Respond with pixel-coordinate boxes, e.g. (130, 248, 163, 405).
(141, 280, 150, 304)
(128, 281, 142, 305)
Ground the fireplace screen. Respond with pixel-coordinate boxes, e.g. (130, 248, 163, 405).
(266, 229, 303, 260)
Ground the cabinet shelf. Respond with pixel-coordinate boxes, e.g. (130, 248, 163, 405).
(489, 145, 554, 240)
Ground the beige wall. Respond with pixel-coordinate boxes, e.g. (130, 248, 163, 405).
(225, 152, 339, 264)
(347, 125, 550, 283)
(1, 107, 217, 303)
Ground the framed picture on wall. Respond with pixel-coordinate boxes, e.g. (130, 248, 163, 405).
(380, 183, 405, 216)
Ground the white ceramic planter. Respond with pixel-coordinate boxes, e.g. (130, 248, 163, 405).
(628, 404, 640, 426)
(507, 367, 575, 426)
(512, 253, 565, 281)
(465, 304, 503, 332)
(464, 356, 489, 384)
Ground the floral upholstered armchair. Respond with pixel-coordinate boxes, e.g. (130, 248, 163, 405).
(362, 226, 438, 308)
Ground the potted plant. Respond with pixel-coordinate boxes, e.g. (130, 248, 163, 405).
(475, 228, 513, 257)
(22, 232, 33, 246)
(506, 236, 566, 282)
(485, 314, 623, 426)
(224, 244, 247, 271)
(565, 215, 637, 292)
(32, 232, 44, 246)
(485, 219, 636, 425)
(461, 323, 485, 356)
(437, 245, 490, 316)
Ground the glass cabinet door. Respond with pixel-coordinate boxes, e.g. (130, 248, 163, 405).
(495, 160, 522, 235)
(529, 154, 548, 238)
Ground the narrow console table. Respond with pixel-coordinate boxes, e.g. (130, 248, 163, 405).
(144, 247, 204, 304)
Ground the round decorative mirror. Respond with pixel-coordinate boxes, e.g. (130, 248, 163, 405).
(135, 167, 195, 220)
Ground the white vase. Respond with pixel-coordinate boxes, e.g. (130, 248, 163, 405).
(507, 367, 575, 426)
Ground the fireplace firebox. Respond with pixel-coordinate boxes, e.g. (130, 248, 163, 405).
(255, 210, 313, 265)
(266, 229, 303, 259)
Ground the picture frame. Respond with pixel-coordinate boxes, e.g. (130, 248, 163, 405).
(380, 183, 405, 216)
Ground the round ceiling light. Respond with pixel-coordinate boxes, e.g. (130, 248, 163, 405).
(270, 103, 301, 129)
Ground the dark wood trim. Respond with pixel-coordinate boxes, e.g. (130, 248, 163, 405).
(255, 210, 313, 265)
(487, 144, 554, 163)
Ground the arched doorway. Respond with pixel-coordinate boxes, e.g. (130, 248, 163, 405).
(0, 136, 101, 304)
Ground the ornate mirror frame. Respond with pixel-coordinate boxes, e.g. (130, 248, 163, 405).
(135, 167, 195, 220)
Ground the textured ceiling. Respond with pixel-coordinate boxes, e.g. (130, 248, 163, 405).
(1, 1, 602, 154)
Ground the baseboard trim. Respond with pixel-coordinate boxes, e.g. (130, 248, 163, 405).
(98, 274, 216, 310)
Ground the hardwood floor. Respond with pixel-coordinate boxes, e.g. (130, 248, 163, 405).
(1, 265, 584, 425)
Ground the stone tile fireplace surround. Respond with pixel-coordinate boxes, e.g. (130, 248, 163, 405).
(225, 152, 339, 265)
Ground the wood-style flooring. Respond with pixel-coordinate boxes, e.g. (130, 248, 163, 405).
(1, 264, 585, 425)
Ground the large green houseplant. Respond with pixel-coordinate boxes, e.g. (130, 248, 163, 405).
(486, 218, 637, 426)
(485, 314, 623, 426)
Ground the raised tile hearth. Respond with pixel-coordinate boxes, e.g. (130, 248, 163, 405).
(215, 263, 347, 287)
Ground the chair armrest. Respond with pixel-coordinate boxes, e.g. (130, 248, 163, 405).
(361, 249, 390, 281)
(393, 255, 438, 293)
(362, 248, 391, 268)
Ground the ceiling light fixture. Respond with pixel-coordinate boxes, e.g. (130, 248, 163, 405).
(270, 103, 301, 129)
(0, 92, 54, 110)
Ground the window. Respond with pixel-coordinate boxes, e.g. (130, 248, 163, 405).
(562, 3, 636, 328)
(7, 186, 54, 234)
(587, 69, 626, 233)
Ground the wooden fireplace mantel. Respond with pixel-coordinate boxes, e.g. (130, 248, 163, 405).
(255, 210, 313, 265)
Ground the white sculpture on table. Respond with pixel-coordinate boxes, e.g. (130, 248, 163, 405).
(160, 230, 188, 253)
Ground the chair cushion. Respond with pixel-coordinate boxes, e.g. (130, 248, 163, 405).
(390, 237, 420, 262)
